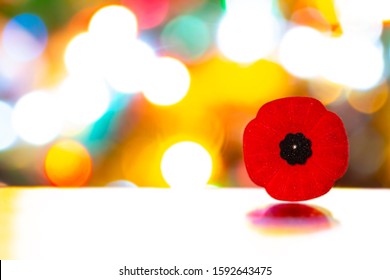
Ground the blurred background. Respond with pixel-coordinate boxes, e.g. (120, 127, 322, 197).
(0, 0, 389, 188)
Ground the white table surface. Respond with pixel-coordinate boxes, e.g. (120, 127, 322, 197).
(1, 187, 389, 279)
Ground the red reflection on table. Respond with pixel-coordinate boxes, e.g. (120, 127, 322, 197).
(247, 203, 337, 235)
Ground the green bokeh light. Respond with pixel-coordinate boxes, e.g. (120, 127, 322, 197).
(161, 15, 211, 62)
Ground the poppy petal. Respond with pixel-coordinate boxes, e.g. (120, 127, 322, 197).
(308, 112, 347, 145)
(307, 112, 349, 178)
(288, 97, 328, 133)
(243, 119, 284, 186)
(288, 166, 318, 201)
(257, 97, 327, 136)
(265, 164, 291, 199)
(256, 98, 292, 136)
(284, 166, 301, 200)
(309, 152, 348, 180)
(266, 165, 307, 201)
(267, 164, 335, 201)
(301, 163, 334, 200)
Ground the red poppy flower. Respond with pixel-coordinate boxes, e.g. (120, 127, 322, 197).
(243, 97, 348, 201)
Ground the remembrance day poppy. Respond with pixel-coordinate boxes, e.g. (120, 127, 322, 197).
(243, 97, 348, 201)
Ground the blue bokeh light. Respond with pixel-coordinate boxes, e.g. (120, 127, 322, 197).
(2, 13, 48, 61)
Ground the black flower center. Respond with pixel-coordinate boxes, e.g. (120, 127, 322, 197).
(279, 133, 312, 165)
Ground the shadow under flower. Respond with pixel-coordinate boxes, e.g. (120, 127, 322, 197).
(247, 203, 338, 236)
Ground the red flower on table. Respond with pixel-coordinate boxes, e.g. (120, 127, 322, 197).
(243, 97, 348, 201)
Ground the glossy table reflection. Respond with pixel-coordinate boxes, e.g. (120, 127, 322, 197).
(1, 187, 389, 279)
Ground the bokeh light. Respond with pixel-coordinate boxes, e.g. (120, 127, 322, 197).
(56, 76, 111, 126)
(334, 0, 383, 42)
(279, 26, 325, 79)
(290, 8, 332, 32)
(143, 57, 190, 106)
(0, 101, 17, 150)
(161, 15, 211, 62)
(188, 57, 291, 106)
(308, 79, 344, 105)
(217, 2, 281, 64)
(347, 85, 388, 114)
(103, 39, 155, 94)
(375, 0, 390, 21)
(313, 0, 338, 25)
(12, 91, 62, 145)
(44, 140, 92, 186)
(321, 37, 384, 90)
(64, 32, 102, 78)
(120, 134, 166, 187)
(2, 13, 48, 61)
(122, 0, 169, 29)
(0, 47, 45, 96)
(88, 5, 138, 47)
(161, 141, 212, 189)
(106, 180, 137, 187)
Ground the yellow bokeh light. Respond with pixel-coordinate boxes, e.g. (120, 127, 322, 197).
(120, 134, 166, 187)
(348, 84, 388, 114)
(314, 0, 339, 25)
(143, 57, 191, 106)
(308, 79, 344, 105)
(118, 108, 223, 187)
(45, 140, 92, 186)
(188, 57, 292, 106)
(161, 141, 212, 189)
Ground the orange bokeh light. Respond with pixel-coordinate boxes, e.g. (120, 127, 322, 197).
(45, 140, 92, 186)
